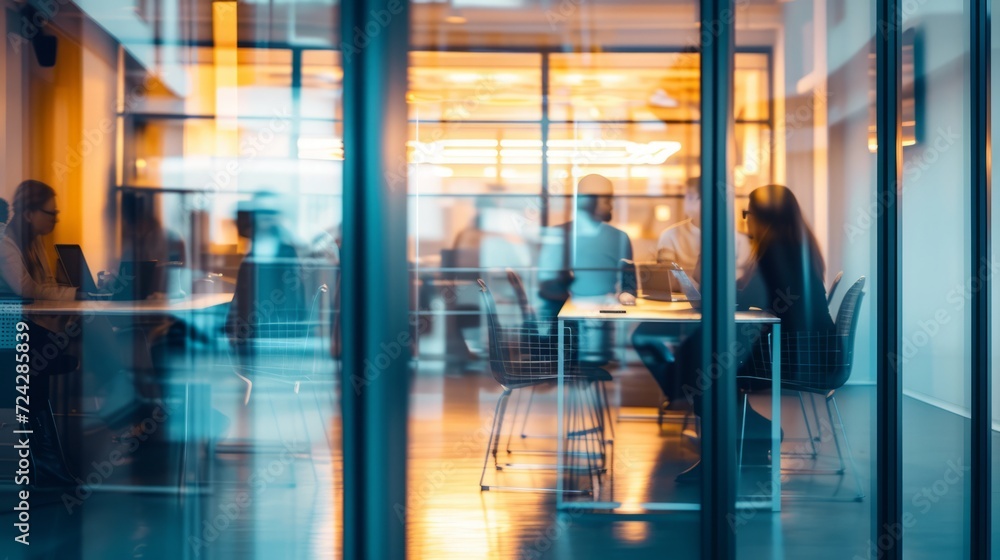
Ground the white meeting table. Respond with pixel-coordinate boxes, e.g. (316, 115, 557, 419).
(555, 296, 782, 513)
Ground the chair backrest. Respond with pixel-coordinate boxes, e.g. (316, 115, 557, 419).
(505, 268, 537, 324)
(232, 283, 329, 380)
(827, 270, 844, 306)
(478, 279, 512, 386)
(830, 276, 866, 389)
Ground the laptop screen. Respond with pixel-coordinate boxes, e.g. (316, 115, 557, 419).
(55, 244, 98, 292)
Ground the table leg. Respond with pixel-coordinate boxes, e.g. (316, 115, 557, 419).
(556, 318, 566, 507)
(771, 322, 781, 512)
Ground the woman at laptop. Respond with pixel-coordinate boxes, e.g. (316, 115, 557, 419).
(0, 180, 145, 485)
(658, 184, 836, 483)
(0, 180, 77, 305)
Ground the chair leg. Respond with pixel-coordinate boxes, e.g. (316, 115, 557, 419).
(798, 392, 818, 458)
(600, 381, 616, 442)
(480, 390, 509, 490)
(234, 371, 253, 406)
(505, 389, 523, 454)
(830, 396, 866, 501)
(492, 391, 512, 470)
(824, 395, 847, 475)
(810, 393, 823, 442)
(737, 393, 749, 473)
(519, 386, 536, 439)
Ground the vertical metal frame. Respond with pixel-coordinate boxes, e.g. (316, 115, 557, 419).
(700, 0, 737, 557)
(971, 0, 992, 556)
(875, 0, 903, 558)
(340, 0, 411, 558)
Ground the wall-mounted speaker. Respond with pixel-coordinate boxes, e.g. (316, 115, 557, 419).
(32, 34, 57, 68)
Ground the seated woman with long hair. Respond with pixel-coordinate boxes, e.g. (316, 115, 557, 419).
(664, 184, 835, 482)
(0, 180, 148, 486)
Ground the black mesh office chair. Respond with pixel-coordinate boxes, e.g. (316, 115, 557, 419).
(478, 279, 611, 493)
(737, 277, 866, 501)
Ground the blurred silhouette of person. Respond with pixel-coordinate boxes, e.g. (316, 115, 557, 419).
(633, 177, 753, 404)
(667, 184, 836, 483)
(0, 197, 9, 239)
(656, 177, 752, 285)
(444, 197, 533, 366)
(536, 174, 635, 364)
(121, 192, 186, 260)
(226, 192, 307, 346)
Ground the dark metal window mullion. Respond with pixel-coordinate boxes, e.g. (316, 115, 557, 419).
(875, 1, 903, 559)
(700, 0, 737, 558)
(970, 0, 992, 556)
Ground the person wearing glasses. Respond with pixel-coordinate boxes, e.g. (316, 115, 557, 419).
(0, 180, 149, 486)
(0, 180, 76, 303)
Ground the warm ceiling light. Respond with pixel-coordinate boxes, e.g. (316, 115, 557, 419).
(445, 15, 467, 23)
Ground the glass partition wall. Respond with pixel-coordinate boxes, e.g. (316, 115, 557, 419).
(4, 0, 999, 557)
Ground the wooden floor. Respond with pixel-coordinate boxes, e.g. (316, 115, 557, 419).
(3, 357, 995, 559)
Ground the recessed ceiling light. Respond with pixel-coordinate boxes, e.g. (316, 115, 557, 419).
(445, 15, 467, 24)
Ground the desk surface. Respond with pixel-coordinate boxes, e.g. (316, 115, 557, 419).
(23, 292, 233, 315)
(559, 296, 779, 323)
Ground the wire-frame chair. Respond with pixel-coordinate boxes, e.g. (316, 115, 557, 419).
(502, 269, 618, 454)
(737, 277, 866, 501)
(478, 279, 612, 494)
(225, 284, 330, 457)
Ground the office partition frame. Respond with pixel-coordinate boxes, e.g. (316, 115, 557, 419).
(699, 0, 738, 558)
(340, 0, 410, 559)
(333, 0, 997, 558)
(875, 1, 903, 559)
(970, 0, 992, 557)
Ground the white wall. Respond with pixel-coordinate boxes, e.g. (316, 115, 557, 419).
(824, 2, 878, 385)
(898, 8, 972, 413)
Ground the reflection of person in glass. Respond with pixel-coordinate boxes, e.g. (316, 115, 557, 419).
(538, 174, 636, 321)
(668, 184, 835, 483)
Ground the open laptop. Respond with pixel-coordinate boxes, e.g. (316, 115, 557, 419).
(55, 244, 106, 296)
(634, 262, 675, 302)
(668, 262, 702, 309)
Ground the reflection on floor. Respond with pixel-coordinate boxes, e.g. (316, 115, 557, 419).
(1, 358, 987, 559)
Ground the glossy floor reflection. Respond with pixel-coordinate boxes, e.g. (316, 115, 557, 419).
(1, 358, 987, 559)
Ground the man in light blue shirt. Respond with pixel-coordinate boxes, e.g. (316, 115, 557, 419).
(538, 174, 636, 319)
